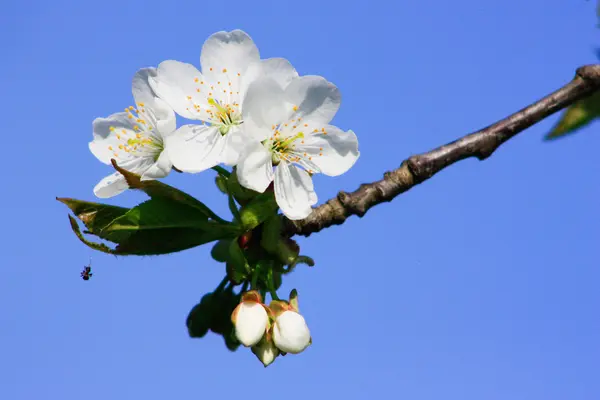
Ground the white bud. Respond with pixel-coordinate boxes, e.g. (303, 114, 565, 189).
(252, 339, 279, 367)
(232, 302, 268, 347)
(273, 310, 311, 354)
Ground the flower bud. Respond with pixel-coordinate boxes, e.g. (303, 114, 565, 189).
(251, 337, 279, 367)
(273, 310, 311, 354)
(215, 175, 228, 194)
(231, 291, 269, 347)
(239, 192, 278, 230)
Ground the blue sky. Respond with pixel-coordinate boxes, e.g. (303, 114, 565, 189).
(1, 0, 599, 399)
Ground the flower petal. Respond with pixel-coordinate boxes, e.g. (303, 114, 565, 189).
(220, 127, 247, 166)
(165, 125, 224, 173)
(272, 310, 311, 354)
(297, 124, 359, 176)
(285, 76, 341, 124)
(93, 172, 128, 198)
(200, 30, 259, 80)
(241, 58, 298, 95)
(237, 141, 274, 193)
(132, 68, 176, 133)
(243, 77, 289, 138)
(150, 60, 210, 120)
(140, 150, 172, 181)
(233, 302, 268, 347)
(274, 162, 317, 220)
(90, 112, 141, 165)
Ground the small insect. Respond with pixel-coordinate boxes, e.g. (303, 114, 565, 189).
(80, 258, 93, 281)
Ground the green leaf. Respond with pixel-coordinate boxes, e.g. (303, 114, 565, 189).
(101, 197, 219, 246)
(60, 162, 244, 255)
(239, 192, 278, 230)
(546, 91, 600, 140)
(62, 197, 242, 256)
(57, 198, 129, 243)
(67, 215, 116, 254)
(104, 198, 208, 233)
(113, 227, 239, 255)
(60, 163, 243, 255)
(111, 159, 226, 223)
(124, 198, 240, 253)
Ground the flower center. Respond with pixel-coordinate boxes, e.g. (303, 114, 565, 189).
(186, 72, 244, 134)
(107, 104, 163, 161)
(207, 98, 242, 135)
(264, 130, 305, 164)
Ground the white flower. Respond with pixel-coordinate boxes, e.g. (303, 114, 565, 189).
(236, 76, 360, 220)
(251, 339, 280, 367)
(89, 68, 175, 198)
(272, 310, 311, 354)
(149, 29, 298, 173)
(231, 295, 269, 347)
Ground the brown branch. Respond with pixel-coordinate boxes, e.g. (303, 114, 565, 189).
(284, 64, 600, 237)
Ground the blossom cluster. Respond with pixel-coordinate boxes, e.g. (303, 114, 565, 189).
(90, 29, 359, 220)
(232, 290, 310, 367)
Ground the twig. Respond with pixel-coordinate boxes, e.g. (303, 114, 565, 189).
(284, 65, 600, 237)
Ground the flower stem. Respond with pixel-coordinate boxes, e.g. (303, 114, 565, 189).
(215, 276, 229, 293)
(267, 268, 280, 301)
(228, 191, 241, 223)
(251, 266, 260, 290)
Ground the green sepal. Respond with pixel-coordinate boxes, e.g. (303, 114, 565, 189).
(240, 290, 263, 304)
(268, 300, 290, 318)
(289, 289, 299, 312)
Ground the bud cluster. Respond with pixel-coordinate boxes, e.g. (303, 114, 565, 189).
(231, 289, 311, 367)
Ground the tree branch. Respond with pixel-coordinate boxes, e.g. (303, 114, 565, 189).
(284, 64, 600, 237)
